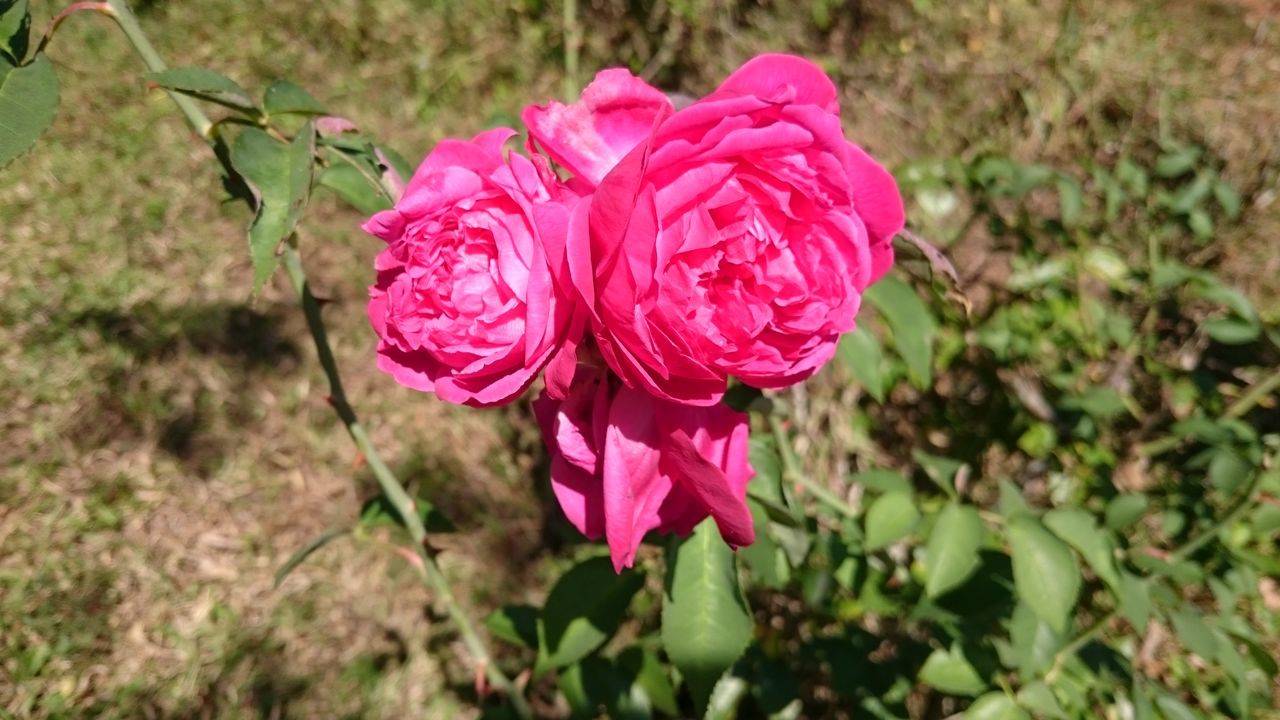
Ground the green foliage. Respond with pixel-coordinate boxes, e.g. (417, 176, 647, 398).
(229, 125, 315, 290)
(319, 163, 392, 214)
(146, 67, 257, 113)
(537, 556, 643, 674)
(0, 0, 30, 62)
(863, 491, 920, 551)
(262, 79, 326, 117)
(925, 503, 984, 598)
(662, 519, 754, 715)
(863, 275, 937, 389)
(0, 54, 57, 169)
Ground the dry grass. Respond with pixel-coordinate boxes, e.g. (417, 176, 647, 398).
(1, 0, 1276, 717)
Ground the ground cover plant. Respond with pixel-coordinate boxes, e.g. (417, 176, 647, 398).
(2, 0, 1277, 718)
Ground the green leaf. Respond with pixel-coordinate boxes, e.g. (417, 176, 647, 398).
(851, 469, 913, 497)
(1187, 208, 1213, 241)
(1204, 316, 1260, 345)
(997, 479, 1033, 519)
(837, 326, 887, 401)
(1131, 553, 1204, 585)
(863, 492, 920, 551)
(0, 0, 30, 62)
(1154, 146, 1201, 178)
(0, 54, 58, 170)
(1207, 449, 1252, 493)
(661, 518, 753, 715)
(272, 526, 348, 587)
(1008, 603, 1062, 677)
(925, 503, 984, 598)
(617, 647, 678, 717)
(1016, 681, 1066, 720)
(1213, 180, 1241, 220)
(1116, 157, 1149, 195)
(1116, 572, 1152, 629)
(1061, 387, 1128, 420)
(263, 79, 326, 116)
(1166, 171, 1215, 214)
(318, 164, 392, 214)
(703, 675, 749, 720)
(1154, 692, 1203, 720)
(749, 436, 784, 503)
(1017, 422, 1058, 459)
(1231, 632, 1279, 679)
(559, 657, 650, 720)
(863, 276, 936, 388)
(1043, 508, 1120, 589)
(966, 692, 1029, 720)
(1055, 176, 1083, 227)
(1132, 684, 1156, 720)
(1007, 517, 1081, 634)
(146, 67, 256, 113)
(914, 450, 965, 499)
(1105, 494, 1149, 531)
(485, 604, 539, 649)
(739, 499, 787, 588)
(746, 436, 802, 529)
(918, 644, 987, 696)
(1212, 628, 1249, 686)
(537, 556, 644, 673)
(230, 125, 315, 290)
(1169, 609, 1218, 660)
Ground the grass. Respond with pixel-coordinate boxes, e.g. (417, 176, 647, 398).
(1, 0, 1277, 717)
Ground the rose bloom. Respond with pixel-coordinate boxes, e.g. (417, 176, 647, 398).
(525, 54, 905, 406)
(533, 362, 755, 571)
(364, 128, 576, 406)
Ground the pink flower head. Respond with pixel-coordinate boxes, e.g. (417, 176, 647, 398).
(533, 363, 755, 571)
(529, 54, 905, 406)
(365, 128, 578, 406)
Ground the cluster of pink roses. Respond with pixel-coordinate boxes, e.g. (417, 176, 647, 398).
(363, 54, 904, 571)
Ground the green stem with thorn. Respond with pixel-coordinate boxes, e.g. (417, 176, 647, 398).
(95, 1, 531, 715)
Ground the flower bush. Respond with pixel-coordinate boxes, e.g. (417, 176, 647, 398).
(367, 54, 905, 568)
(9, 3, 1277, 718)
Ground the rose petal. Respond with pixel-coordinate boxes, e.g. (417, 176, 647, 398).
(602, 386, 669, 571)
(523, 68, 672, 186)
(712, 53, 839, 113)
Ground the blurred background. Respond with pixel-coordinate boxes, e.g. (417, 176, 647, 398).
(2, 0, 1278, 717)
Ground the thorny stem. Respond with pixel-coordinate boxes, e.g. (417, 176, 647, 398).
(101, 0, 212, 139)
(278, 248, 530, 717)
(95, 2, 530, 716)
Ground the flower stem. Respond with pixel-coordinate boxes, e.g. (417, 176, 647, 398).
(93, 2, 529, 716)
(279, 246, 531, 718)
(102, 0, 212, 139)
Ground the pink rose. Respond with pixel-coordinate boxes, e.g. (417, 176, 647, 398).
(526, 55, 905, 406)
(533, 363, 755, 571)
(365, 128, 577, 406)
